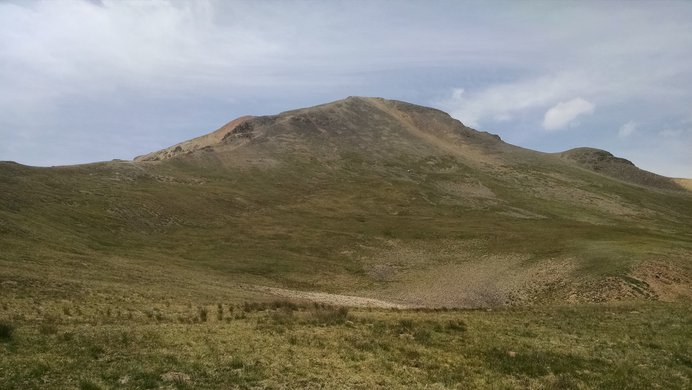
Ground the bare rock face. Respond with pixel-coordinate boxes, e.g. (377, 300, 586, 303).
(134, 115, 255, 162)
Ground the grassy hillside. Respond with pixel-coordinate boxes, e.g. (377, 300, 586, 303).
(1, 97, 691, 388)
(2, 97, 690, 308)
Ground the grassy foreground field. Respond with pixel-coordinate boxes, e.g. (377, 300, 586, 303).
(1, 300, 691, 389)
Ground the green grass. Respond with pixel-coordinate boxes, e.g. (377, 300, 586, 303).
(0, 301, 690, 389)
(1, 148, 691, 306)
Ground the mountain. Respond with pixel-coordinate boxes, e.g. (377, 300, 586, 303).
(1, 97, 691, 309)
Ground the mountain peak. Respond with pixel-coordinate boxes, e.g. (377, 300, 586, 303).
(135, 97, 502, 162)
(131, 97, 682, 193)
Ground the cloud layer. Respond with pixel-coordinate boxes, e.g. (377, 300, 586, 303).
(1, 1, 691, 177)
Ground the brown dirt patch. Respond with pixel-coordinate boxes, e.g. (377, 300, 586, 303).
(631, 260, 692, 301)
(245, 285, 409, 309)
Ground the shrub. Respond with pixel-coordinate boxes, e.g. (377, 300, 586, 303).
(243, 301, 267, 312)
(270, 300, 300, 311)
(198, 307, 208, 322)
(447, 320, 467, 332)
(229, 357, 244, 369)
(0, 321, 14, 341)
(398, 319, 414, 332)
(270, 307, 295, 325)
(312, 306, 349, 325)
(217, 303, 224, 321)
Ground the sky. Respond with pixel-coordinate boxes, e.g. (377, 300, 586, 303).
(1, 0, 691, 177)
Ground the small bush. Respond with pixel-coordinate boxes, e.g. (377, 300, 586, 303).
(447, 320, 467, 332)
(198, 307, 208, 322)
(270, 307, 295, 325)
(270, 300, 300, 311)
(229, 357, 244, 369)
(312, 306, 349, 325)
(398, 319, 414, 332)
(60, 331, 75, 342)
(243, 301, 268, 312)
(0, 321, 14, 341)
(88, 345, 105, 359)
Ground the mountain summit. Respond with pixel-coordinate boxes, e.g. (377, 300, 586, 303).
(135, 97, 504, 164)
(137, 96, 685, 192)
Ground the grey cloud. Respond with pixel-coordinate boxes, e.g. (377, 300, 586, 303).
(1, 0, 691, 177)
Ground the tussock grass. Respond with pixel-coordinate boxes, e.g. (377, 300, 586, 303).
(311, 305, 349, 325)
(1, 301, 690, 388)
(0, 321, 13, 341)
(197, 307, 208, 323)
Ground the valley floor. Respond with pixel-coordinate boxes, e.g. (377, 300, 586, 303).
(1, 300, 691, 389)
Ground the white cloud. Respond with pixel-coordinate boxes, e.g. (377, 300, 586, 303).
(436, 73, 594, 128)
(542, 98, 595, 131)
(618, 121, 637, 138)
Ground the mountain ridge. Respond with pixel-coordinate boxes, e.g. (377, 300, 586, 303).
(133, 96, 687, 192)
